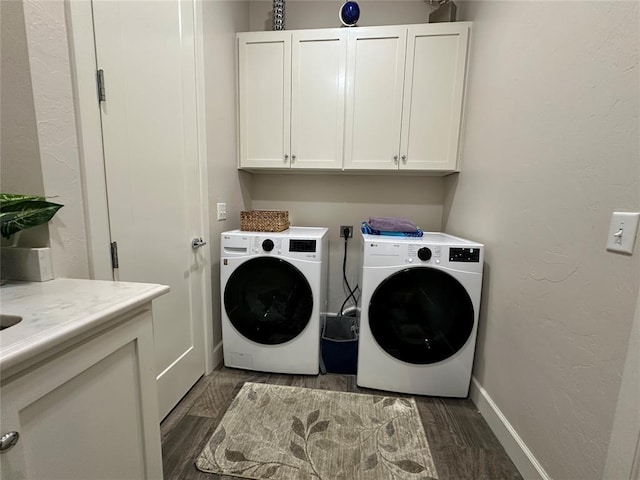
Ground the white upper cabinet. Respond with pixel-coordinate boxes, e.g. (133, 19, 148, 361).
(238, 32, 291, 169)
(400, 23, 470, 171)
(238, 29, 346, 170)
(344, 23, 470, 172)
(343, 26, 407, 170)
(237, 22, 470, 174)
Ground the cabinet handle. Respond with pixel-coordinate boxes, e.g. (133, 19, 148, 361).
(0, 432, 19, 453)
(291, 154, 296, 163)
(393, 155, 398, 164)
(401, 155, 407, 164)
(284, 154, 289, 163)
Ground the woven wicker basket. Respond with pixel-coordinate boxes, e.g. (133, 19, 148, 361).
(240, 210, 290, 232)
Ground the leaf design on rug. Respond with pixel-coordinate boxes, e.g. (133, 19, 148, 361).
(363, 453, 378, 470)
(289, 441, 307, 461)
(308, 420, 329, 436)
(385, 421, 396, 437)
(292, 416, 306, 439)
(262, 465, 279, 478)
(224, 448, 248, 462)
(307, 409, 320, 428)
(334, 414, 348, 426)
(369, 416, 382, 424)
(209, 426, 226, 451)
(382, 398, 395, 408)
(248, 388, 257, 401)
(379, 443, 398, 453)
(392, 459, 425, 473)
(399, 398, 412, 408)
(259, 393, 271, 408)
(313, 438, 339, 451)
(350, 412, 364, 427)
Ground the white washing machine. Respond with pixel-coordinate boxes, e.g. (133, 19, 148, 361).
(220, 227, 328, 374)
(357, 232, 484, 397)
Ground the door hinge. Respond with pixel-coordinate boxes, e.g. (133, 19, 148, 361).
(110, 241, 119, 269)
(97, 69, 106, 102)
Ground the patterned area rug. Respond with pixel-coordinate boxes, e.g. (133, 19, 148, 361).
(195, 382, 438, 479)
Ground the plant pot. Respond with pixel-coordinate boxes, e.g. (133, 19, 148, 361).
(0, 231, 22, 248)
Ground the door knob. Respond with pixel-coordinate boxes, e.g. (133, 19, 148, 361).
(191, 238, 207, 249)
(0, 432, 19, 453)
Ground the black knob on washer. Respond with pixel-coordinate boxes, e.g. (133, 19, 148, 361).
(417, 247, 432, 261)
(262, 239, 274, 252)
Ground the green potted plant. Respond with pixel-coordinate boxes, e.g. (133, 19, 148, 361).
(0, 193, 64, 245)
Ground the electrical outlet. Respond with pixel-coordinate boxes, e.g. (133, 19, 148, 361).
(340, 225, 353, 238)
(216, 203, 226, 221)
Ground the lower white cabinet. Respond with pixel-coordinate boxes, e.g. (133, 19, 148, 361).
(0, 307, 163, 480)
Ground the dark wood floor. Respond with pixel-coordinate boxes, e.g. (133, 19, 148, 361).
(160, 367, 523, 480)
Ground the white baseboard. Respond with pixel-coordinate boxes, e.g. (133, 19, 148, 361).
(212, 341, 224, 370)
(470, 376, 551, 480)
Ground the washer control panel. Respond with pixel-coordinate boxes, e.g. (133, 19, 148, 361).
(407, 244, 442, 264)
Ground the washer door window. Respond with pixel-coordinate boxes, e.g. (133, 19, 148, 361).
(369, 267, 474, 364)
(224, 257, 314, 345)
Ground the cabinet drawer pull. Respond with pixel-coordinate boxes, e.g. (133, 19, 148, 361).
(401, 155, 407, 163)
(393, 155, 398, 164)
(291, 154, 296, 163)
(284, 154, 289, 162)
(0, 432, 19, 453)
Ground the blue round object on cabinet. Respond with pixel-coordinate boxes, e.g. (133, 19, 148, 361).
(339, 1, 360, 27)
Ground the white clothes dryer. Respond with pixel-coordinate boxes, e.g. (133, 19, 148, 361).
(357, 232, 484, 397)
(220, 227, 328, 374)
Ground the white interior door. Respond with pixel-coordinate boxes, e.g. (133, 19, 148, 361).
(92, 0, 206, 419)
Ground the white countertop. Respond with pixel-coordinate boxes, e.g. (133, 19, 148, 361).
(0, 278, 169, 375)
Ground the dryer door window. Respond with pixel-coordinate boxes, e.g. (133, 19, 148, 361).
(369, 267, 474, 364)
(224, 257, 314, 345)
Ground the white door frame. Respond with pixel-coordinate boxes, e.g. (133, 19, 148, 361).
(66, 0, 215, 375)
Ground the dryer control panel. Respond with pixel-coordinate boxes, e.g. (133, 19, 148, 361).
(449, 248, 481, 263)
(361, 233, 483, 273)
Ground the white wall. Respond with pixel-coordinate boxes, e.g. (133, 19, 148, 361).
(249, 0, 435, 31)
(1, 0, 48, 247)
(202, 0, 251, 352)
(2, 0, 90, 278)
(251, 174, 444, 312)
(446, 2, 640, 479)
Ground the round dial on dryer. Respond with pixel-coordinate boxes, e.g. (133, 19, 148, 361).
(417, 247, 432, 261)
(262, 239, 274, 252)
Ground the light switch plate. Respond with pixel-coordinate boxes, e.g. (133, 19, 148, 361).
(606, 211, 640, 254)
(216, 203, 226, 221)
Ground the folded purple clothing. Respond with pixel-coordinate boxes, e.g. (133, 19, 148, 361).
(368, 217, 419, 233)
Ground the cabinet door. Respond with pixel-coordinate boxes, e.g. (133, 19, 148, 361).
(238, 32, 291, 168)
(400, 23, 470, 171)
(344, 26, 407, 170)
(0, 310, 162, 480)
(291, 29, 346, 170)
